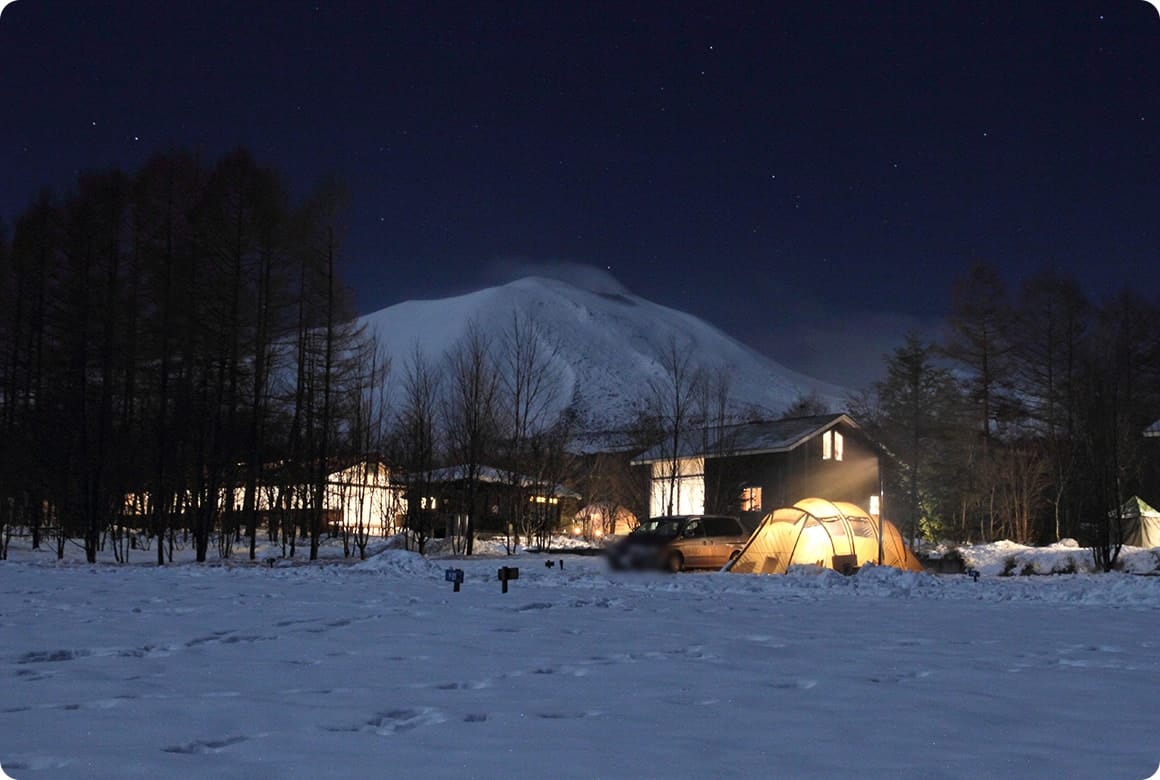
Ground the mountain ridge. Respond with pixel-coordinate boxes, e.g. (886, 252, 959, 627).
(359, 276, 848, 436)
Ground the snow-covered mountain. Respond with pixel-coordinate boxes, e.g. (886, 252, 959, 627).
(360, 276, 848, 436)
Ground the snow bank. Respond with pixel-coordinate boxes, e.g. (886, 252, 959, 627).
(350, 548, 446, 578)
(959, 540, 1160, 577)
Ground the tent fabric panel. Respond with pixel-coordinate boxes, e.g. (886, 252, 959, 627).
(793, 497, 844, 519)
(793, 521, 840, 568)
(832, 500, 870, 520)
(1125, 514, 1160, 548)
(1140, 523, 1160, 548)
(849, 533, 881, 567)
(728, 518, 802, 574)
(880, 520, 925, 572)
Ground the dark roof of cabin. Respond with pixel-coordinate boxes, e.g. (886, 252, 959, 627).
(416, 464, 581, 499)
(631, 413, 856, 465)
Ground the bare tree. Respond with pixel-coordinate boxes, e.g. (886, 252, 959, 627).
(648, 336, 705, 517)
(695, 370, 739, 515)
(342, 339, 391, 559)
(779, 391, 830, 418)
(393, 345, 441, 554)
(496, 312, 562, 552)
(1079, 291, 1159, 570)
(995, 443, 1050, 543)
(1010, 271, 1089, 541)
(942, 262, 1016, 540)
(443, 322, 499, 555)
(525, 413, 577, 551)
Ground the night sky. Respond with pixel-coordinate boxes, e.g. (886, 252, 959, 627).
(1, 1, 1157, 386)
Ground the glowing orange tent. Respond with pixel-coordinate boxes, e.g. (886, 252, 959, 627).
(724, 497, 924, 575)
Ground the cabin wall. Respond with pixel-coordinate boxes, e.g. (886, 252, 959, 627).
(702, 425, 880, 523)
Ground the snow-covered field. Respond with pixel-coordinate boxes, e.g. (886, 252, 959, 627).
(2, 541, 1159, 779)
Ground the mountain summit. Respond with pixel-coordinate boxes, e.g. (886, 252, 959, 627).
(360, 276, 847, 435)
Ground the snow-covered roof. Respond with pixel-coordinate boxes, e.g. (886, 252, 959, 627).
(631, 413, 855, 464)
(418, 464, 581, 499)
(1145, 419, 1160, 437)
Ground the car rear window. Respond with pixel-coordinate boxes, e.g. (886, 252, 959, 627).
(703, 517, 743, 536)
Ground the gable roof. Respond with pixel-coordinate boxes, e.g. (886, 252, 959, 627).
(631, 413, 858, 465)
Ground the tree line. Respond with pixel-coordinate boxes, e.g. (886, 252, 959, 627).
(0, 151, 582, 563)
(0, 150, 377, 563)
(854, 263, 1160, 569)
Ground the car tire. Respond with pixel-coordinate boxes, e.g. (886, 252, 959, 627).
(665, 552, 684, 573)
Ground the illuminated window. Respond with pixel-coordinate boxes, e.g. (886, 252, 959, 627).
(822, 430, 844, 462)
(420, 496, 438, 510)
(649, 458, 706, 516)
(740, 486, 762, 512)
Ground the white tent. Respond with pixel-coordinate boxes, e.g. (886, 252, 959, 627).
(1119, 496, 1160, 548)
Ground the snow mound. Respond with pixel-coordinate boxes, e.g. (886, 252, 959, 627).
(351, 549, 447, 578)
(1119, 547, 1160, 574)
(962, 540, 1089, 576)
(853, 563, 943, 593)
(959, 540, 1160, 577)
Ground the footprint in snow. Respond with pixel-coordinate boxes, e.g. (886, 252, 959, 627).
(366, 707, 446, 735)
(16, 649, 90, 664)
(431, 680, 491, 691)
(162, 736, 247, 754)
(516, 602, 553, 611)
(536, 710, 601, 720)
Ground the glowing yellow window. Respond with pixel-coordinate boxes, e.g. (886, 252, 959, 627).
(822, 430, 844, 462)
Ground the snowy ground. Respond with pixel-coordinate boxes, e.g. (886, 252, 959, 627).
(1, 540, 1159, 779)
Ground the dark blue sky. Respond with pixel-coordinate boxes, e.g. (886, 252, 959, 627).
(1, 1, 1157, 385)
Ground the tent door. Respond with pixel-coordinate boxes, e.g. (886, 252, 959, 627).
(832, 554, 859, 575)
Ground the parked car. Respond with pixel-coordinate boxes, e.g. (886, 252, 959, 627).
(607, 515, 750, 572)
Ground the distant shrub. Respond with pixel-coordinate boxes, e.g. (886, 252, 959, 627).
(1052, 556, 1077, 575)
(1019, 561, 1036, 577)
(1000, 556, 1017, 577)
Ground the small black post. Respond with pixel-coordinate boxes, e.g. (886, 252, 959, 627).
(497, 566, 519, 593)
(559, 559, 564, 570)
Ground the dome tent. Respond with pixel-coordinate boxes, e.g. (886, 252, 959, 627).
(724, 498, 923, 575)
